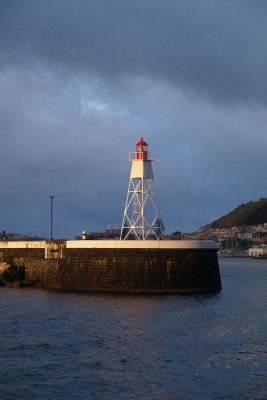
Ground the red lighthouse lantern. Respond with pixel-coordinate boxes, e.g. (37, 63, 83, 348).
(136, 137, 148, 160)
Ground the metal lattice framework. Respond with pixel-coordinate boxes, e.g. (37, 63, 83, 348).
(120, 176, 160, 240)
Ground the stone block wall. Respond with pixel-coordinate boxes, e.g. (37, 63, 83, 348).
(0, 248, 44, 264)
(0, 243, 65, 288)
(61, 248, 221, 293)
(0, 244, 221, 294)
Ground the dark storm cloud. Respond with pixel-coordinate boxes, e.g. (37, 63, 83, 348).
(1, 0, 267, 236)
(0, 67, 141, 236)
(1, 0, 267, 105)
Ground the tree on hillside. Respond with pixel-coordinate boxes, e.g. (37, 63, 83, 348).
(0, 230, 7, 241)
(154, 218, 165, 239)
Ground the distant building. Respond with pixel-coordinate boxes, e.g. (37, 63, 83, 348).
(76, 226, 121, 240)
(0, 231, 44, 241)
(164, 231, 181, 240)
(248, 245, 267, 258)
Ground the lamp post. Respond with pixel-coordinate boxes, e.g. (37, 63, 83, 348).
(49, 196, 54, 240)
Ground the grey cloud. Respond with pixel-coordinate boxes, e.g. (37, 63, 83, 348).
(1, 0, 267, 105)
(0, 68, 140, 235)
(1, 66, 267, 235)
(1, 1, 267, 237)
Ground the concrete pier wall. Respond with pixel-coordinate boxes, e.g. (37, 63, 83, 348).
(0, 240, 221, 294)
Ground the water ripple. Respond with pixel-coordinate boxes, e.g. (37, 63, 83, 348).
(0, 258, 267, 399)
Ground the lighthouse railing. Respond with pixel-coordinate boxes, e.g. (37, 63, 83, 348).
(129, 152, 155, 161)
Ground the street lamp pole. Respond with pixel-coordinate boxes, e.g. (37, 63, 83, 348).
(50, 196, 54, 240)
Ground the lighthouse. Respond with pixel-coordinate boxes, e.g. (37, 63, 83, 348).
(120, 137, 160, 240)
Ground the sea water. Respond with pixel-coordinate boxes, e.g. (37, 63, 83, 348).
(0, 258, 266, 400)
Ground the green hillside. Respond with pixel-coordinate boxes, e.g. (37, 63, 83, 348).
(211, 198, 267, 228)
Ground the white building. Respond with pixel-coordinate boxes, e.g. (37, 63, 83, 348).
(248, 245, 267, 258)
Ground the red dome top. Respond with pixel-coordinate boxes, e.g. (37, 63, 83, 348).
(136, 137, 148, 146)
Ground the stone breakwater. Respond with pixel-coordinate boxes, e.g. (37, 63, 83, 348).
(0, 240, 221, 294)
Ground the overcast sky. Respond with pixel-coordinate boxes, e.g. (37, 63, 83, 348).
(1, 0, 267, 238)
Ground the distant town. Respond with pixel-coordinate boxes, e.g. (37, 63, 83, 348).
(1, 220, 267, 258)
(186, 224, 267, 257)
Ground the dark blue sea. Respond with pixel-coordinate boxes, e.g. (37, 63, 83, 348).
(0, 258, 266, 400)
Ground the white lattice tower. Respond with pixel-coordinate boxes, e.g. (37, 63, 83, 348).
(120, 137, 160, 240)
